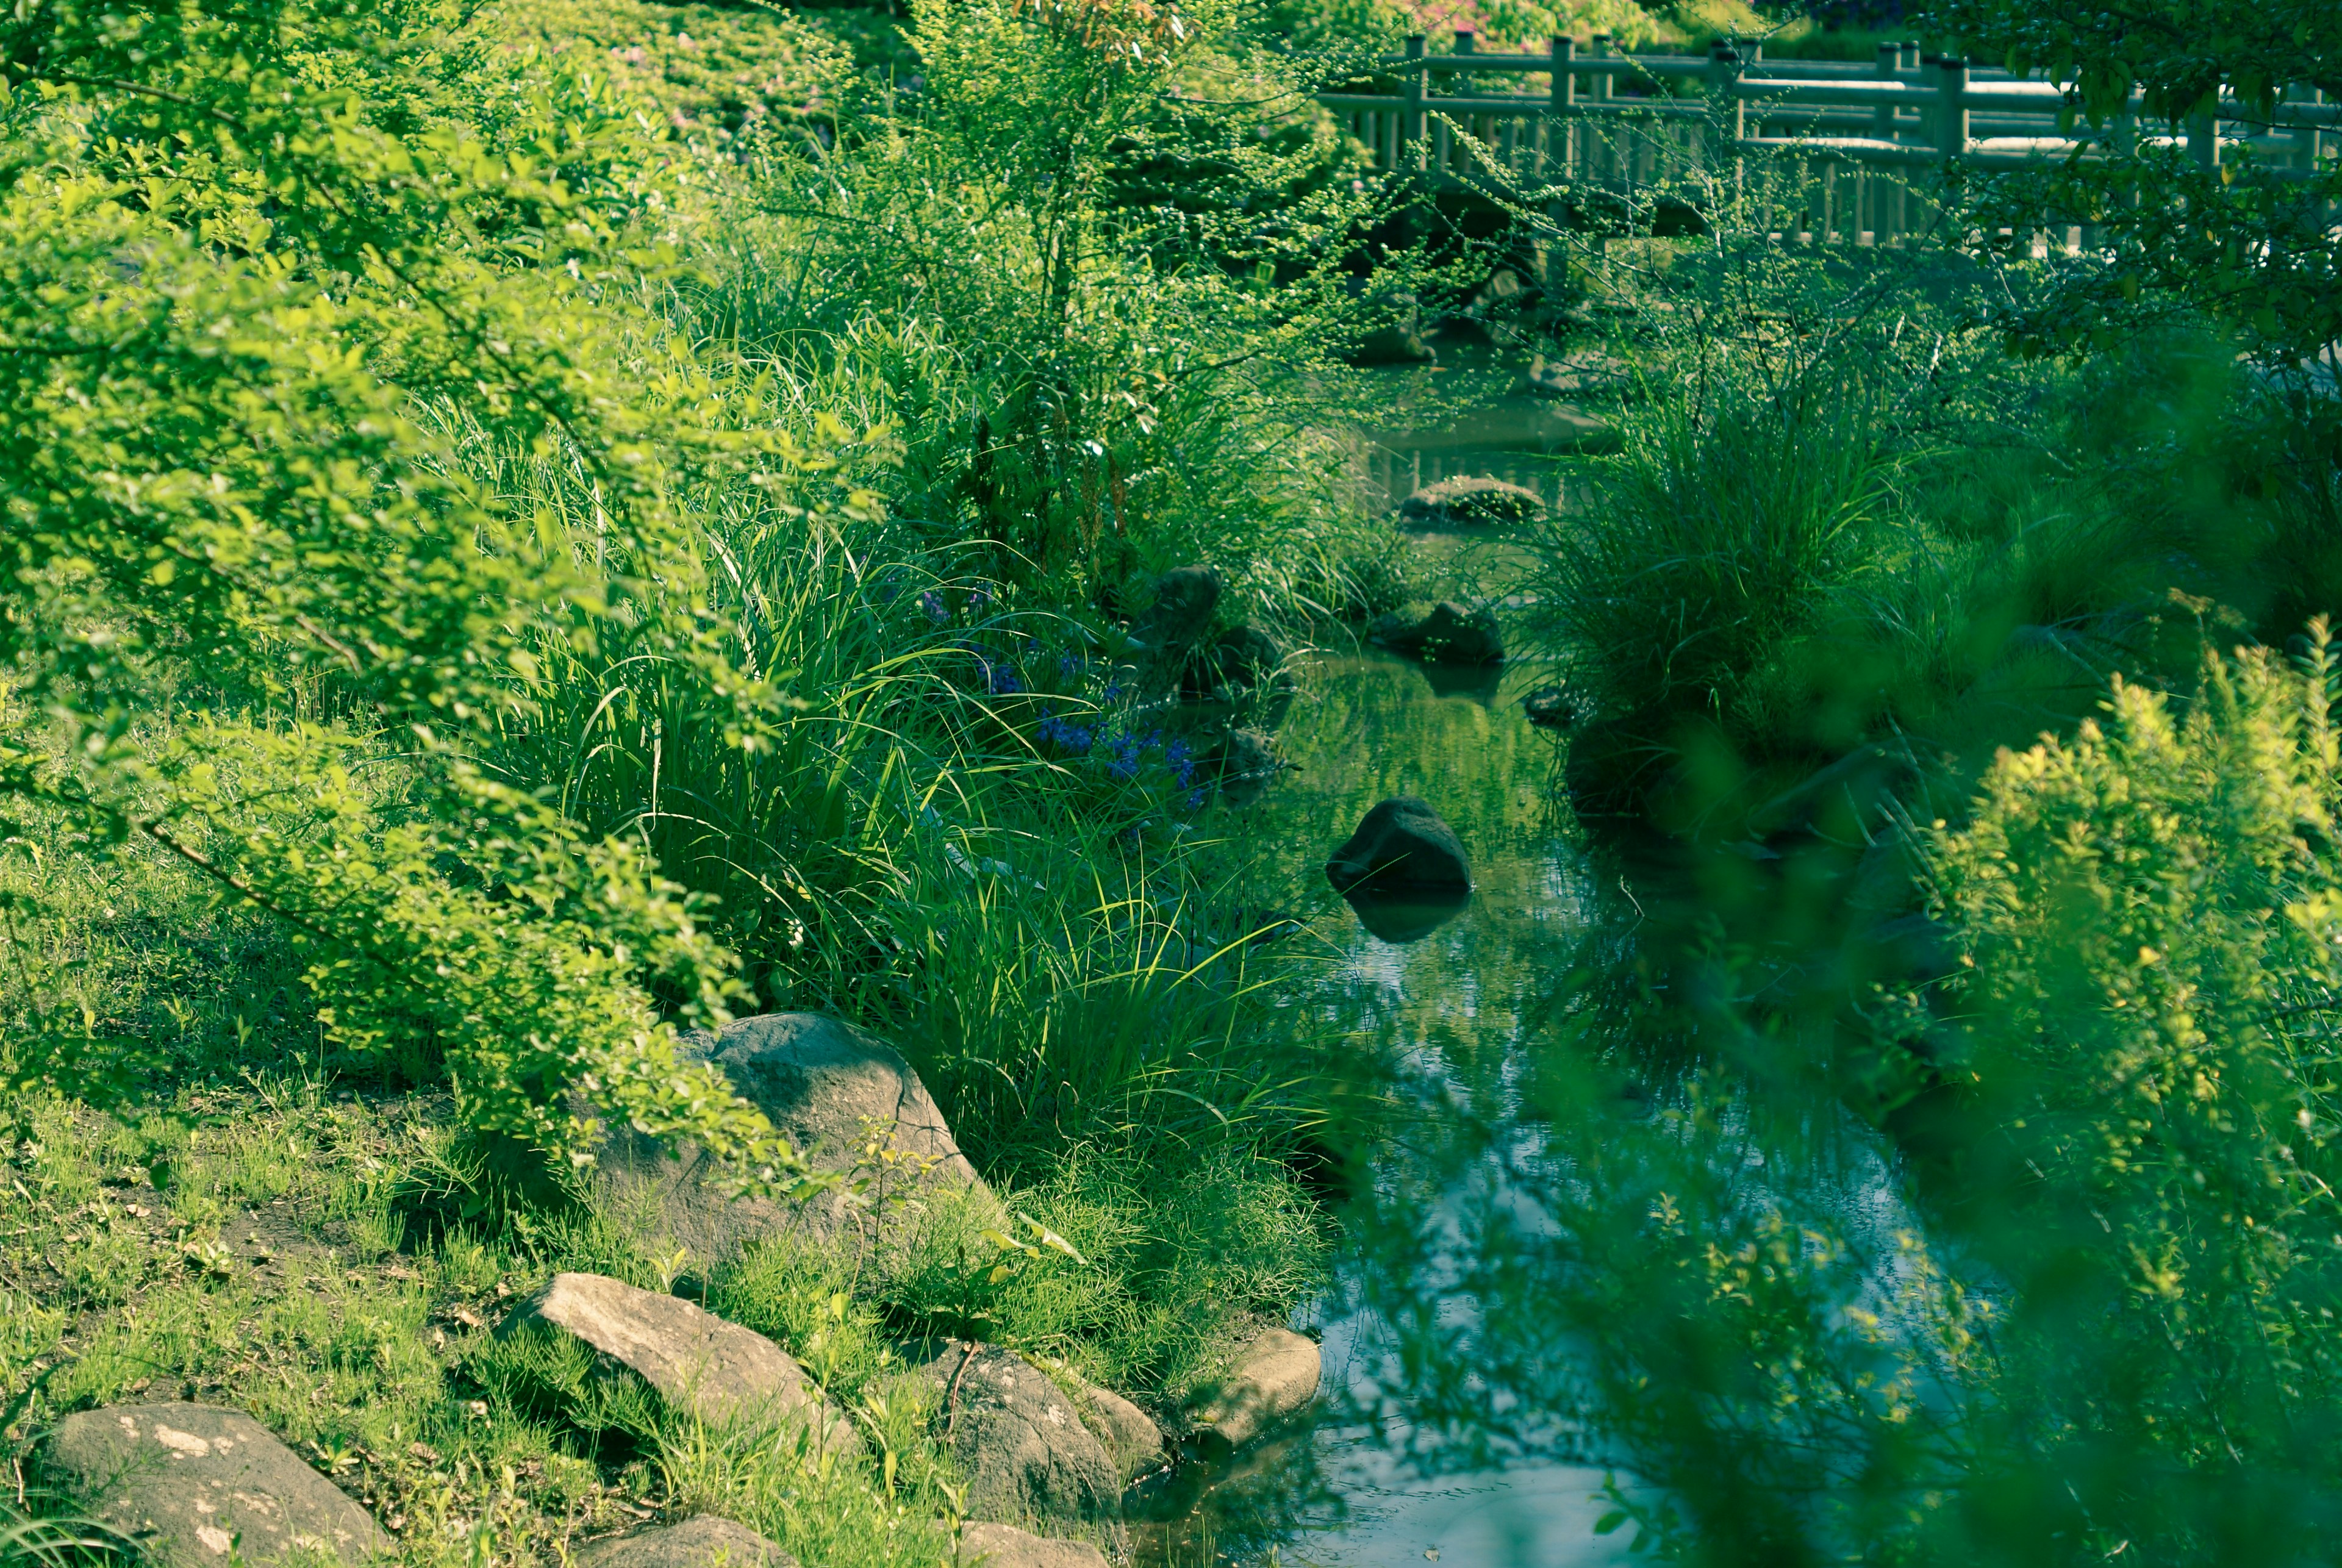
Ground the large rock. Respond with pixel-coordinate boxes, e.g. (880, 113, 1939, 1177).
(48, 1404, 379, 1566)
(1367, 601, 1503, 665)
(501, 1272, 857, 1448)
(917, 1342, 1121, 1530)
(578, 1518, 795, 1568)
(1187, 1329, 1322, 1452)
(1397, 477, 1543, 529)
(949, 1522, 1110, 1568)
(1325, 798, 1470, 893)
(1518, 349, 1628, 399)
(595, 1013, 998, 1259)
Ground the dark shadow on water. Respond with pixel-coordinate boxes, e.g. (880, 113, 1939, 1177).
(1415, 661, 1505, 705)
(1342, 883, 1471, 944)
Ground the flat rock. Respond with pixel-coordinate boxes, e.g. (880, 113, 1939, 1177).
(503, 1272, 856, 1448)
(950, 1521, 1110, 1568)
(919, 1342, 1121, 1530)
(1325, 798, 1470, 893)
(1398, 476, 1543, 529)
(48, 1404, 379, 1566)
(1187, 1328, 1322, 1451)
(577, 1517, 795, 1568)
(594, 1012, 1000, 1259)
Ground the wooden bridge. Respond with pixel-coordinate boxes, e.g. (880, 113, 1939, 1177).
(1318, 35, 2340, 248)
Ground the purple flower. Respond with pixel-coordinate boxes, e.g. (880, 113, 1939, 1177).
(920, 590, 949, 625)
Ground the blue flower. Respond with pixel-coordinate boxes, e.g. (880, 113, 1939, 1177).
(920, 590, 949, 624)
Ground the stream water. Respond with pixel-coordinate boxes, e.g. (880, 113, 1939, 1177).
(1130, 356, 1645, 1566)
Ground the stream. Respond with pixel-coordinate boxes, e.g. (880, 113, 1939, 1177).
(1130, 353, 1644, 1566)
(1122, 340, 1941, 1566)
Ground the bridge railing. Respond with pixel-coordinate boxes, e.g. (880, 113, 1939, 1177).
(1319, 34, 2339, 248)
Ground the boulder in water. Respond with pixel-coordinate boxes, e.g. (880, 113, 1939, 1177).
(1325, 798, 1470, 893)
(1398, 478, 1542, 529)
(1522, 686, 1575, 729)
(1367, 601, 1503, 666)
(1187, 1328, 1323, 1452)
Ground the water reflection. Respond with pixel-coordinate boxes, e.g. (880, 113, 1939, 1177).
(1128, 651, 1626, 1566)
(1339, 886, 1470, 945)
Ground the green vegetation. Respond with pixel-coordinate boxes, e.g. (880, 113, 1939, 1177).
(0, 0, 1381, 1552)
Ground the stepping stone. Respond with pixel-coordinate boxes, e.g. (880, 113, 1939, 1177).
(1367, 601, 1503, 666)
(1189, 1328, 1322, 1451)
(48, 1404, 379, 1566)
(1326, 797, 1471, 893)
(576, 1516, 794, 1568)
(502, 1272, 857, 1448)
(950, 1520, 1109, 1568)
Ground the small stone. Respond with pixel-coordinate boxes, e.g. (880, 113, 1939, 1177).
(1397, 477, 1543, 529)
(1522, 687, 1574, 729)
(576, 1517, 795, 1568)
(1187, 1328, 1322, 1452)
(48, 1404, 380, 1566)
(918, 1342, 1121, 1530)
(1211, 728, 1281, 804)
(501, 1273, 856, 1448)
(1326, 798, 1471, 893)
(948, 1520, 1111, 1568)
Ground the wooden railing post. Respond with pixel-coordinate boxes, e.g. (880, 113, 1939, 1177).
(1935, 54, 1969, 162)
(2188, 94, 2219, 170)
(1550, 34, 1576, 180)
(1400, 34, 1426, 173)
(1706, 40, 1741, 158)
(1589, 33, 1613, 186)
(1544, 35, 1575, 289)
(1872, 41, 1900, 246)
